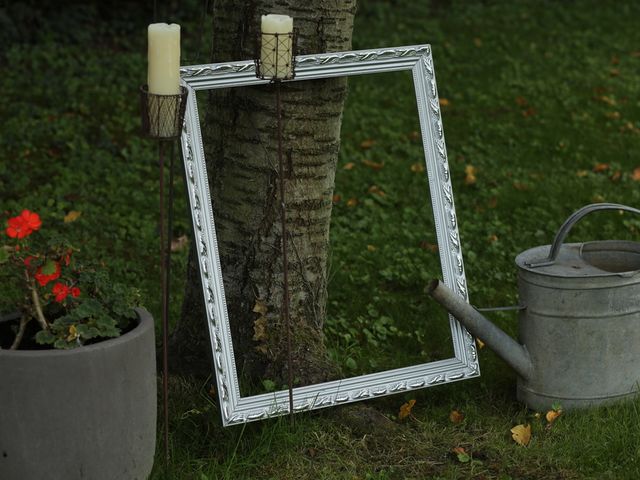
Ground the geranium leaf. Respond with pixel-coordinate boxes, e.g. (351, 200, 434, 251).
(41, 260, 57, 275)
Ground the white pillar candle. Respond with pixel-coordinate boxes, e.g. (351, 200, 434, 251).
(260, 14, 294, 79)
(147, 23, 181, 95)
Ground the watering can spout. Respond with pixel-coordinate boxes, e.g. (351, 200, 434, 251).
(427, 280, 534, 381)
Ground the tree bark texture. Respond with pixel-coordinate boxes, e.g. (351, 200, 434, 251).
(172, 0, 356, 388)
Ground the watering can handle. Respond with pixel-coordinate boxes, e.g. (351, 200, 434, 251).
(528, 203, 640, 268)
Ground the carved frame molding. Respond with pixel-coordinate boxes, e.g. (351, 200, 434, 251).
(179, 45, 479, 426)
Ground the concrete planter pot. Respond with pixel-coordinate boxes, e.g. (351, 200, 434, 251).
(0, 307, 157, 480)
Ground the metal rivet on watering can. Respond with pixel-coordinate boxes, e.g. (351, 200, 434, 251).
(429, 203, 640, 411)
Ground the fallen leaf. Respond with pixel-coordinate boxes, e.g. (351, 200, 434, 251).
(367, 244, 377, 252)
(611, 170, 621, 182)
(611, 55, 620, 65)
(253, 300, 267, 315)
(64, 210, 82, 223)
(171, 235, 189, 252)
(510, 424, 531, 446)
(515, 96, 528, 107)
(439, 98, 451, 107)
(610, 68, 620, 77)
(621, 122, 639, 133)
(332, 194, 342, 204)
(593, 163, 610, 173)
(398, 399, 416, 420)
(598, 95, 617, 106)
(368, 185, 386, 196)
(576, 170, 589, 177)
(488, 234, 498, 243)
(410, 162, 425, 173)
(362, 159, 385, 171)
(408, 131, 421, 141)
(253, 300, 269, 346)
(605, 111, 620, 120)
(343, 162, 355, 170)
(513, 181, 529, 191)
(631, 167, 640, 181)
(522, 107, 537, 117)
(346, 198, 358, 207)
(360, 139, 376, 149)
(473, 37, 482, 47)
(545, 409, 562, 424)
(419, 241, 438, 252)
(464, 165, 477, 185)
(476, 338, 485, 349)
(631, 51, 640, 58)
(449, 410, 465, 424)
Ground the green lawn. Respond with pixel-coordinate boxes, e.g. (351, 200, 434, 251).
(2, 0, 640, 478)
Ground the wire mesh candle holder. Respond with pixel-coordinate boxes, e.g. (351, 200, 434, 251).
(139, 84, 188, 139)
(255, 29, 297, 422)
(139, 83, 188, 467)
(255, 30, 297, 81)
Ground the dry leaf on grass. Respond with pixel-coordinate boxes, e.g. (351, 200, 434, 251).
(410, 162, 425, 173)
(64, 210, 82, 223)
(362, 159, 385, 171)
(343, 162, 355, 170)
(449, 410, 464, 424)
(398, 399, 416, 420)
(360, 139, 376, 149)
(510, 424, 531, 446)
(464, 165, 477, 185)
(631, 167, 640, 181)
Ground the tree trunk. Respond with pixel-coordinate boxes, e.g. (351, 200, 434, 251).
(171, 0, 356, 388)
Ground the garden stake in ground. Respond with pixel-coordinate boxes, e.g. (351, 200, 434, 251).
(139, 83, 188, 466)
(255, 20, 297, 424)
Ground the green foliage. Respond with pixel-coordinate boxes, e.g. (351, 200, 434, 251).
(2, 0, 640, 478)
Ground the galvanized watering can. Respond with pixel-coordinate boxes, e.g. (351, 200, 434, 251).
(429, 203, 640, 411)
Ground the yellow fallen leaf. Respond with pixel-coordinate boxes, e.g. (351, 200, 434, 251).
(367, 244, 377, 252)
(346, 198, 358, 207)
(64, 210, 82, 223)
(545, 409, 562, 424)
(510, 424, 531, 446)
(576, 170, 589, 177)
(360, 138, 376, 149)
(332, 194, 342, 204)
(343, 162, 356, 170)
(362, 159, 385, 171)
(473, 37, 482, 47)
(398, 399, 416, 420)
(605, 111, 621, 120)
(476, 338, 485, 349)
(632, 167, 640, 181)
(253, 300, 267, 315)
(464, 165, 477, 185)
(410, 162, 425, 173)
(368, 185, 386, 196)
(439, 98, 451, 107)
(171, 235, 189, 252)
(488, 234, 498, 243)
(449, 410, 464, 424)
(593, 162, 610, 173)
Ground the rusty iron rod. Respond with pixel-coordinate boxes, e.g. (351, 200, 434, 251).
(159, 140, 170, 470)
(276, 81, 295, 424)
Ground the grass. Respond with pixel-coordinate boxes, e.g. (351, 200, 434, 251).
(1, 0, 640, 478)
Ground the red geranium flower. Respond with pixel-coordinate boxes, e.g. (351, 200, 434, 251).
(34, 261, 61, 287)
(71, 287, 81, 298)
(6, 210, 41, 239)
(52, 282, 70, 303)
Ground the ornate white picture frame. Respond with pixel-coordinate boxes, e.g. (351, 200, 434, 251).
(179, 45, 479, 426)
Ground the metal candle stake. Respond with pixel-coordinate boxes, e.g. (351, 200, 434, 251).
(255, 30, 297, 423)
(139, 84, 188, 468)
